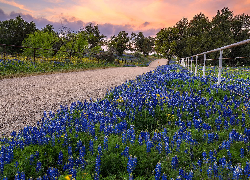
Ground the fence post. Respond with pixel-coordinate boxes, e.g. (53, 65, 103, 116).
(218, 50, 223, 85)
(203, 53, 206, 78)
(187, 57, 189, 71)
(33, 48, 36, 62)
(190, 57, 193, 73)
(3, 44, 6, 60)
(181, 58, 185, 66)
(195, 55, 198, 76)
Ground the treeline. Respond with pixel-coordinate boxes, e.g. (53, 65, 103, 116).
(0, 16, 154, 61)
(155, 7, 250, 66)
(0, 7, 250, 65)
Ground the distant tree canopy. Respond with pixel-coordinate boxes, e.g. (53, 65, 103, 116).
(108, 31, 130, 56)
(131, 32, 154, 56)
(155, 7, 250, 66)
(1, 7, 250, 65)
(0, 15, 37, 52)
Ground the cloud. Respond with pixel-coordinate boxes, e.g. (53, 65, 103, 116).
(0, 9, 159, 38)
(1, 0, 250, 38)
(141, 22, 150, 27)
(0, 8, 7, 20)
(0, 0, 34, 13)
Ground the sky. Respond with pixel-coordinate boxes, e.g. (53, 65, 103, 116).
(0, 0, 250, 38)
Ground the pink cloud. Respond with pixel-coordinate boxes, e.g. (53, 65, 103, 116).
(0, 0, 34, 13)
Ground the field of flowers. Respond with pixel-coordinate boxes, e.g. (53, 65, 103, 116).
(0, 54, 153, 79)
(0, 61, 250, 179)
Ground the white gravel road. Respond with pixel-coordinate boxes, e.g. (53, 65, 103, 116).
(0, 59, 169, 137)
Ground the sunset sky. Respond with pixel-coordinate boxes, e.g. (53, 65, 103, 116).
(0, 0, 250, 37)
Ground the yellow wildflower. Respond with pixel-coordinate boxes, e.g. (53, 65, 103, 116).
(65, 175, 72, 180)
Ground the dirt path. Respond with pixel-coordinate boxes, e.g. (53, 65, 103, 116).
(0, 59, 169, 137)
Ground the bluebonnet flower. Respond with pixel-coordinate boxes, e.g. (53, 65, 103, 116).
(156, 142, 162, 154)
(227, 150, 232, 160)
(176, 176, 181, 180)
(213, 162, 218, 177)
(179, 168, 185, 179)
(115, 144, 119, 149)
(35, 151, 39, 159)
(155, 162, 161, 180)
(68, 156, 74, 170)
(162, 173, 167, 180)
(76, 140, 83, 151)
(94, 155, 101, 180)
(244, 161, 250, 177)
(171, 155, 178, 170)
(233, 164, 243, 180)
(47, 167, 59, 179)
(57, 150, 63, 165)
(138, 135, 143, 146)
(197, 158, 202, 172)
(209, 150, 215, 163)
(29, 154, 34, 165)
(98, 144, 102, 156)
(89, 140, 94, 155)
(240, 147, 244, 158)
(147, 140, 155, 153)
(15, 172, 20, 180)
(68, 145, 73, 156)
(15, 161, 19, 168)
(104, 136, 108, 151)
(36, 161, 42, 172)
(202, 151, 207, 163)
(20, 172, 25, 180)
(51, 134, 55, 147)
(79, 146, 86, 158)
(127, 155, 137, 179)
(70, 167, 77, 179)
(165, 143, 171, 155)
(122, 131, 127, 144)
(121, 146, 129, 158)
(42, 174, 49, 180)
(207, 166, 212, 178)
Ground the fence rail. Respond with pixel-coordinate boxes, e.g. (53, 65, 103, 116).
(0, 43, 97, 62)
(179, 39, 250, 85)
(0, 44, 134, 64)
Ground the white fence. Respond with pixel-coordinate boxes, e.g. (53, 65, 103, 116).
(179, 39, 250, 85)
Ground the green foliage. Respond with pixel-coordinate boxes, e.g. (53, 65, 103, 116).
(108, 31, 130, 56)
(56, 31, 88, 58)
(131, 32, 155, 56)
(82, 23, 106, 49)
(22, 30, 60, 57)
(0, 15, 37, 52)
(95, 51, 115, 63)
(155, 27, 178, 59)
(156, 7, 250, 66)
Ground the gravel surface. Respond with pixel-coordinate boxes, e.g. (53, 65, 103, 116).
(0, 59, 169, 137)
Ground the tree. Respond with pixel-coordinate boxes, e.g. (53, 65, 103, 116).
(229, 13, 250, 66)
(174, 18, 189, 58)
(155, 27, 178, 59)
(57, 30, 88, 58)
(22, 30, 60, 58)
(209, 7, 234, 59)
(186, 13, 211, 55)
(0, 15, 37, 52)
(82, 23, 106, 50)
(131, 32, 155, 56)
(108, 31, 130, 56)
